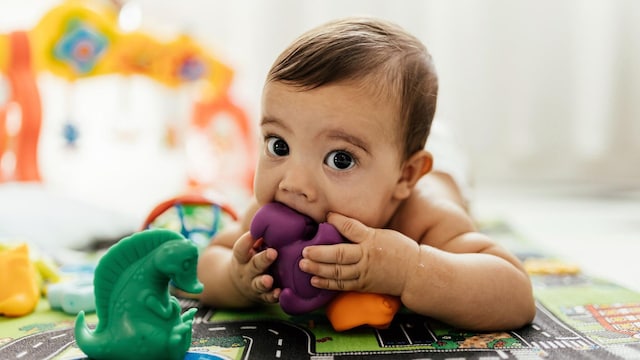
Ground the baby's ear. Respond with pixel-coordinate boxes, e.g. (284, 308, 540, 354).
(393, 150, 432, 200)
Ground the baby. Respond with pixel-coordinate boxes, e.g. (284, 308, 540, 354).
(197, 16, 536, 331)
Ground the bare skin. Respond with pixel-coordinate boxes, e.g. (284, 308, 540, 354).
(197, 81, 535, 331)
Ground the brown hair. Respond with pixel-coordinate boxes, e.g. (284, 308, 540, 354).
(267, 16, 438, 160)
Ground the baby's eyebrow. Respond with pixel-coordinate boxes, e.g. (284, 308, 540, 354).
(260, 116, 290, 131)
(260, 116, 280, 126)
(326, 130, 370, 154)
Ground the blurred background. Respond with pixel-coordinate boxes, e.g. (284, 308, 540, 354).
(1, 0, 638, 289)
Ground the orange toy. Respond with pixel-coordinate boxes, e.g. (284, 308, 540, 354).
(0, 243, 40, 317)
(326, 292, 402, 332)
(0, 31, 42, 182)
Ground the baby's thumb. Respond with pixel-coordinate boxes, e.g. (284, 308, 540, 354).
(327, 212, 372, 244)
(232, 232, 255, 263)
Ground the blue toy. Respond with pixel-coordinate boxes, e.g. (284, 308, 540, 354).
(47, 277, 95, 314)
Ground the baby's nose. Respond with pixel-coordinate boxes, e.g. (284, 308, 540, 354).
(279, 166, 317, 201)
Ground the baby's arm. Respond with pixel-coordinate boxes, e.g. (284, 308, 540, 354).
(197, 200, 281, 308)
(400, 200, 535, 331)
(407, 172, 535, 329)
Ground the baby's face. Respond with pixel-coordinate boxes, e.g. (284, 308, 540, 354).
(254, 81, 405, 228)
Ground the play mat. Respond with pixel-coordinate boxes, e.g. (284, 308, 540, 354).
(1, 221, 640, 360)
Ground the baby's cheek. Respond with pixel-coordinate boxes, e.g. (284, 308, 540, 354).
(253, 182, 274, 206)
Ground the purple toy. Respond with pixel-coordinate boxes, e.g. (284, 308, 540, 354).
(250, 202, 345, 315)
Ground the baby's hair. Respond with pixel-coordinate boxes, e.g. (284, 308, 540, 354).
(267, 16, 438, 160)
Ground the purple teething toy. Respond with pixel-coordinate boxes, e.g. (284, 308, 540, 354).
(250, 202, 345, 315)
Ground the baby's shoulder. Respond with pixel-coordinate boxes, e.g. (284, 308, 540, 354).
(389, 190, 440, 240)
(405, 187, 466, 218)
(391, 189, 473, 243)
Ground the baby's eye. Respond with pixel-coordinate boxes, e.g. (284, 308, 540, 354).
(266, 137, 289, 157)
(325, 151, 355, 170)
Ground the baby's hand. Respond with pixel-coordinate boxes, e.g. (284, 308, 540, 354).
(230, 232, 281, 304)
(300, 212, 419, 296)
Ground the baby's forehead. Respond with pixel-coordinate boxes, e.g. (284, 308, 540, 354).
(346, 77, 403, 130)
(346, 71, 400, 102)
(263, 80, 403, 146)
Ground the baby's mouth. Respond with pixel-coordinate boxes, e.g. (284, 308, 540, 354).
(274, 201, 325, 224)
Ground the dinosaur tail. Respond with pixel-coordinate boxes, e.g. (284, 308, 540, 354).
(74, 311, 107, 359)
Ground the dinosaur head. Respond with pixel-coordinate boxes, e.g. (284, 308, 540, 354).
(155, 240, 204, 294)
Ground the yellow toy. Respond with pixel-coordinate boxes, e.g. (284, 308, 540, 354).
(0, 244, 40, 317)
(524, 258, 581, 275)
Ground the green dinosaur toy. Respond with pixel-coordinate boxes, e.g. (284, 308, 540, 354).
(74, 229, 203, 360)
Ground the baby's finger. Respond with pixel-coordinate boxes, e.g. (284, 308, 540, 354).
(260, 287, 281, 304)
(250, 248, 278, 275)
(252, 274, 274, 293)
(251, 275, 280, 303)
(302, 243, 361, 264)
(311, 276, 358, 291)
(299, 259, 360, 280)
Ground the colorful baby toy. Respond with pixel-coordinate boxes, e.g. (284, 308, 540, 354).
(142, 193, 238, 253)
(74, 229, 203, 360)
(250, 202, 345, 315)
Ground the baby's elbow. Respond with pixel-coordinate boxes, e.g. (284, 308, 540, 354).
(492, 293, 535, 331)
(512, 303, 536, 331)
(523, 293, 537, 326)
(513, 283, 537, 329)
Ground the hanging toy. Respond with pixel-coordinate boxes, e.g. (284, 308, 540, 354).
(61, 81, 80, 147)
(62, 119, 80, 147)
